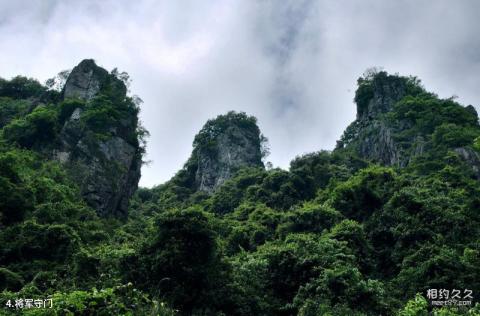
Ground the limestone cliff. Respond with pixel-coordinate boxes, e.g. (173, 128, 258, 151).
(170, 112, 265, 194)
(194, 114, 264, 193)
(337, 71, 480, 174)
(63, 59, 126, 101)
(55, 59, 143, 217)
(336, 71, 413, 166)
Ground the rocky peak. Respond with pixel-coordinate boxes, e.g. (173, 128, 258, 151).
(189, 111, 265, 193)
(63, 59, 127, 101)
(337, 71, 417, 166)
(355, 71, 407, 121)
(338, 70, 480, 175)
(55, 59, 142, 217)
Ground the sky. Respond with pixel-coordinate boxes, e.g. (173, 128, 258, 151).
(1, 0, 479, 187)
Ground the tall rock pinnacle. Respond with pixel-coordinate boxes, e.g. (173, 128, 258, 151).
(337, 70, 480, 174)
(55, 59, 143, 217)
(63, 59, 126, 101)
(192, 112, 265, 193)
(169, 111, 265, 194)
(355, 71, 407, 121)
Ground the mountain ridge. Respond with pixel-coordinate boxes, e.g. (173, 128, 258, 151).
(1, 61, 480, 315)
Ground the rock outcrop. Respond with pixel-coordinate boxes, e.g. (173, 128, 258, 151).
(337, 72, 411, 166)
(181, 112, 265, 193)
(63, 59, 126, 101)
(355, 120, 401, 166)
(454, 147, 480, 179)
(356, 74, 407, 121)
(55, 59, 142, 217)
(337, 71, 480, 175)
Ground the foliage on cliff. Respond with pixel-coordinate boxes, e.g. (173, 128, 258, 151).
(1, 68, 480, 315)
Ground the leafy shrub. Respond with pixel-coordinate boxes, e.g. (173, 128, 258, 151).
(327, 166, 396, 221)
(0, 97, 30, 128)
(294, 264, 390, 315)
(57, 99, 85, 124)
(123, 208, 229, 313)
(3, 106, 57, 148)
(5, 284, 174, 316)
(0, 150, 34, 225)
(0, 76, 46, 99)
(0, 221, 80, 280)
(276, 202, 343, 236)
(432, 123, 479, 148)
(0, 267, 24, 291)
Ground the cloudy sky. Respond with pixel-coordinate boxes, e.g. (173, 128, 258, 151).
(1, 0, 479, 187)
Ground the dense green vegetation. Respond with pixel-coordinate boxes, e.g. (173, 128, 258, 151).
(1, 70, 480, 315)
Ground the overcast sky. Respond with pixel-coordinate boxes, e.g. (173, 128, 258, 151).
(1, 0, 479, 187)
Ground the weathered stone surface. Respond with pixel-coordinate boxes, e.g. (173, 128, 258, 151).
(338, 72, 480, 174)
(63, 59, 126, 101)
(357, 75, 406, 121)
(54, 59, 141, 217)
(334, 72, 419, 166)
(63, 60, 105, 100)
(356, 120, 401, 166)
(338, 74, 407, 166)
(194, 123, 264, 193)
(454, 147, 480, 179)
(338, 72, 428, 167)
(174, 112, 265, 194)
(59, 134, 141, 217)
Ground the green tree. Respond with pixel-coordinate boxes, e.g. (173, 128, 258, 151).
(123, 208, 229, 314)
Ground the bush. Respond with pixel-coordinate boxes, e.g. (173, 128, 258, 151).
(0, 267, 24, 291)
(57, 99, 85, 124)
(0, 97, 30, 128)
(432, 123, 479, 148)
(6, 284, 174, 316)
(124, 208, 229, 313)
(3, 106, 57, 148)
(0, 76, 46, 99)
(277, 203, 343, 236)
(328, 166, 396, 221)
(0, 150, 35, 225)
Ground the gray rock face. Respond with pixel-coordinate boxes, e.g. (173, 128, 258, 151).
(195, 124, 263, 193)
(454, 147, 480, 179)
(63, 59, 126, 101)
(55, 59, 141, 217)
(356, 120, 401, 166)
(186, 112, 264, 193)
(338, 73, 418, 166)
(339, 72, 480, 174)
(63, 60, 105, 101)
(357, 75, 406, 121)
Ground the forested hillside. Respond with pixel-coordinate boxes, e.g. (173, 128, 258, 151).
(0, 61, 479, 315)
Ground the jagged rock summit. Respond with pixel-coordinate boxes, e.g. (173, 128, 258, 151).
(170, 111, 266, 194)
(55, 59, 143, 217)
(355, 72, 407, 121)
(336, 71, 414, 166)
(63, 59, 126, 101)
(337, 70, 480, 176)
(193, 112, 265, 192)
